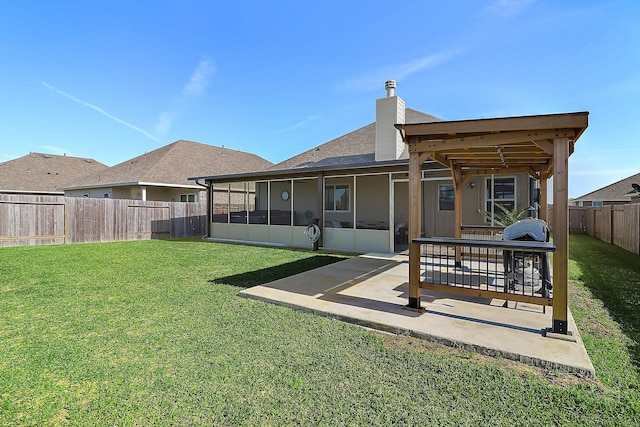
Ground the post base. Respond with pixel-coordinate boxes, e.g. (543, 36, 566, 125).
(404, 297, 424, 313)
(552, 319, 568, 334)
(403, 304, 425, 314)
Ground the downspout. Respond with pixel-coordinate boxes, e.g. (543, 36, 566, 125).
(195, 180, 211, 238)
(317, 172, 324, 248)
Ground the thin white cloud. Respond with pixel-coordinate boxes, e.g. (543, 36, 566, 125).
(155, 58, 216, 137)
(155, 111, 176, 138)
(483, 0, 535, 20)
(0, 153, 18, 162)
(596, 147, 640, 154)
(570, 148, 640, 165)
(41, 81, 158, 142)
(279, 115, 321, 132)
(571, 168, 640, 176)
(340, 51, 460, 92)
(182, 59, 216, 97)
(155, 111, 178, 137)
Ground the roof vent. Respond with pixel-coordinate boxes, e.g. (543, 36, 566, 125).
(385, 80, 396, 97)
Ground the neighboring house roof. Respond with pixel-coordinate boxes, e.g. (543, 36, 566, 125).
(572, 172, 640, 203)
(62, 139, 273, 190)
(0, 152, 108, 194)
(191, 108, 441, 182)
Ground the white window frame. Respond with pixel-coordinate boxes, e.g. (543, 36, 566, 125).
(485, 175, 517, 225)
(180, 193, 197, 203)
(325, 183, 351, 212)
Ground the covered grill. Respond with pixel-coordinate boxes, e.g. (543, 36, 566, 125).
(503, 219, 550, 243)
(503, 219, 552, 296)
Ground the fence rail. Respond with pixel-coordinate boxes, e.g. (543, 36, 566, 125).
(0, 194, 206, 247)
(569, 204, 640, 254)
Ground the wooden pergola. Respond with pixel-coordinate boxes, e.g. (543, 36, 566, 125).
(396, 112, 589, 334)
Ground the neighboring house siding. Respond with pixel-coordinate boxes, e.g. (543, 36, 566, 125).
(66, 188, 113, 198)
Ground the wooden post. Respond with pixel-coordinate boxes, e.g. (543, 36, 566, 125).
(552, 137, 569, 334)
(407, 150, 423, 310)
(452, 164, 463, 267)
(539, 176, 548, 223)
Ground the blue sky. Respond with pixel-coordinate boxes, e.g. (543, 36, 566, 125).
(1, 0, 638, 198)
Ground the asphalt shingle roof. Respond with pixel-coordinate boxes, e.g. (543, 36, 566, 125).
(268, 108, 440, 171)
(0, 152, 108, 193)
(62, 140, 273, 189)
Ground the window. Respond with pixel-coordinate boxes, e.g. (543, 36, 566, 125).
(592, 201, 603, 207)
(325, 184, 350, 211)
(180, 193, 197, 203)
(485, 176, 516, 224)
(103, 193, 110, 199)
(438, 185, 454, 211)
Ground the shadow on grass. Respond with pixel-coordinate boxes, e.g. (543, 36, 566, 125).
(570, 233, 640, 372)
(209, 255, 345, 289)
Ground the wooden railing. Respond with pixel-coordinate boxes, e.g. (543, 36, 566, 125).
(414, 237, 555, 307)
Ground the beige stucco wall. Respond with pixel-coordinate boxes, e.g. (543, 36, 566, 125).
(65, 185, 205, 203)
(292, 179, 317, 225)
(356, 174, 389, 228)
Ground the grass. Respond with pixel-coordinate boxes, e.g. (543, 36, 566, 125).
(567, 234, 640, 392)
(0, 236, 639, 425)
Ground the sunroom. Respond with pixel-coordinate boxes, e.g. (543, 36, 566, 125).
(192, 160, 537, 254)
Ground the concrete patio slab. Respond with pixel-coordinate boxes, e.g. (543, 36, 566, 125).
(239, 253, 595, 378)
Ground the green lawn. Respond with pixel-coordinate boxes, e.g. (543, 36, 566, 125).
(1, 236, 639, 425)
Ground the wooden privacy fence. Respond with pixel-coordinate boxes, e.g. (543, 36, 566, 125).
(0, 194, 206, 247)
(569, 204, 640, 254)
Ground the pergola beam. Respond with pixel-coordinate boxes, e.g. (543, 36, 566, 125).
(399, 112, 588, 137)
(409, 129, 576, 153)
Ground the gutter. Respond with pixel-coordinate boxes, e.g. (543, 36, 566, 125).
(187, 158, 435, 183)
(60, 181, 204, 191)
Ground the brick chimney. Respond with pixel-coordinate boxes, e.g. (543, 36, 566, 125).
(375, 80, 405, 161)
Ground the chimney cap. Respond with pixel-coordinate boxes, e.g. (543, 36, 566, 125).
(385, 80, 396, 97)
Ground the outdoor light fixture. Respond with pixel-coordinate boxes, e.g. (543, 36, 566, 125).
(468, 181, 476, 189)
